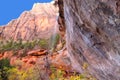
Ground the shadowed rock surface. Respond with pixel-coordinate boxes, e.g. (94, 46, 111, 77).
(58, 0, 120, 80)
(0, 2, 58, 41)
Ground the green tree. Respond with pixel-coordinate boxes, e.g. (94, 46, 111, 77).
(0, 58, 12, 80)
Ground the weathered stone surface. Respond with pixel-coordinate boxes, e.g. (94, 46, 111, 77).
(50, 49, 72, 71)
(0, 2, 58, 41)
(58, 0, 120, 80)
(27, 49, 48, 56)
(0, 51, 13, 59)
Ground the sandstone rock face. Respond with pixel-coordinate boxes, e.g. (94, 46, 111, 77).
(59, 0, 120, 80)
(0, 2, 58, 41)
(27, 49, 48, 56)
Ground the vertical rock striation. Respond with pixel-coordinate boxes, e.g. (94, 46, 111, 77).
(59, 0, 120, 80)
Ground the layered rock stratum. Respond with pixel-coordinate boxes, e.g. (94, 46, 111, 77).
(0, 2, 58, 41)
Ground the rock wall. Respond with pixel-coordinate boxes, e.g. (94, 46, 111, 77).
(59, 0, 120, 80)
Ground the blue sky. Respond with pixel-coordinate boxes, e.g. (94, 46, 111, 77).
(0, 0, 52, 26)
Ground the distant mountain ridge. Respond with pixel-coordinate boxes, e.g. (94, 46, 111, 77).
(0, 1, 58, 41)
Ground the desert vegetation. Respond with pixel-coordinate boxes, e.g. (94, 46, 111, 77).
(0, 58, 96, 80)
(0, 32, 96, 80)
(0, 39, 48, 52)
(0, 58, 41, 80)
(0, 33, 61, 53)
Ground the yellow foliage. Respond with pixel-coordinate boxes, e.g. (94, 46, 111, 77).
(82, 62, 88, 70)
(7, 67, 40, 80)
(49, 66, 96, 80)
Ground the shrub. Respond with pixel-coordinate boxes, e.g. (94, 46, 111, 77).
(7, 65, 42, 80)
(38, 39, 49, 49)
(0, 58, 13, 80)
(49, 64, 96, 80)
(0, 39, 50, 53)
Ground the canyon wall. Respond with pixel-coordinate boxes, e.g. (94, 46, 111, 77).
(0, 2, 58, 41)
(60, 0, 120, 80)
(0, 0, 120, 79)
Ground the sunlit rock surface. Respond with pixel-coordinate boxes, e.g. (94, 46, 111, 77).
(0, 2, 58, 41)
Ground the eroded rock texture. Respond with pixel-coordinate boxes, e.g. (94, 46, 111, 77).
(0, 2, 58, 41)
(57, 0, 66, 38)
(61, 0, 120, 80)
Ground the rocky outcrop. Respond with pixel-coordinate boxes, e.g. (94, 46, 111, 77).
(0, 2, 58, 41)
(58, 0, 120, 80)
(27, 49, 48, 56)
(0, 48, 72, 79)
